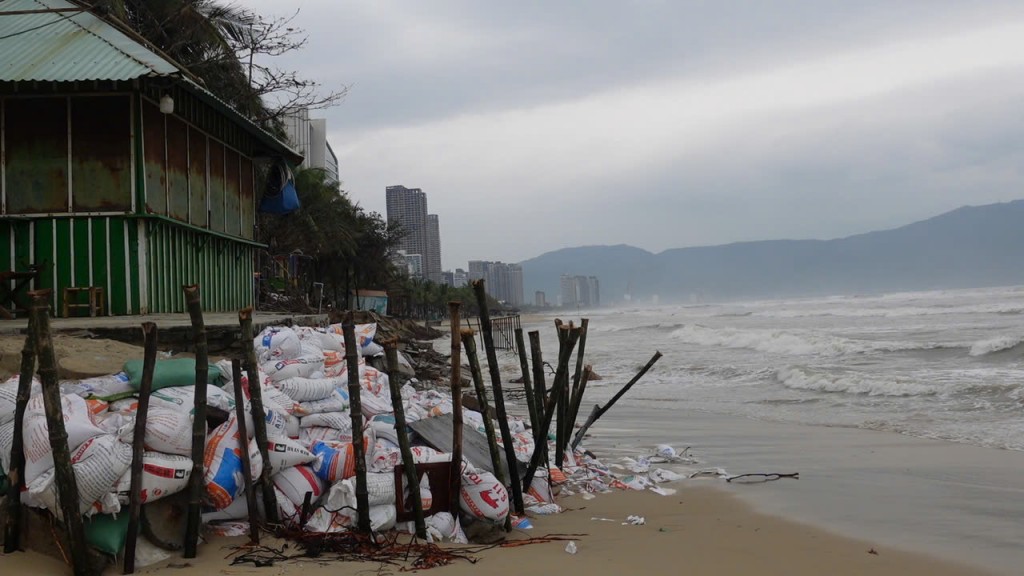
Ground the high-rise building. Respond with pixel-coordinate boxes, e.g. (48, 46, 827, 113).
(535, 291, 547, 307)
(282, 109, 339, 183)
(559, 274, 600, 308)
(386, 185, 431, 280)
(426, 214, 442, 283)
(453, 268, 468, 287)
(468, 261, 524, 305)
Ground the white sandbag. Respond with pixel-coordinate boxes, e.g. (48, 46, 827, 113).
(27, 434, 133, 516)
(274, 376, 339, 402)
(309, 432, 375, 483)
(109, 398, 139, 414)
(368, 418, 399, 447)
(322, 350, 345, 378)
(369, 444, 448, 473)
(273, 465, 324, 506)
(113, 451, 191, 504)
(202, 493, 250, 522)
(0, 377, 34, 426)
(144, 406, 196, 456)
(460, 470, 509, 523)
(59, 372, 133, 400)
(285, 415, 301, 438)
(23, 394, 106, 483)
(255, 327, 302, 364)
(0, 421, 13, 472)
(261, 385, 297, 415)
(203, 416, 262, 510)
(402, 512, 468, 543)
(293, 391, 348, 416)
(360, 390, 393, 418)
(262, 355, 325, 384)
(275, 487, 298, 521)
(94, 411, 135, 440)
(265, 436, 316, 474)
(362, 341, 384, 357)
(150, 385, 233, 412)
(300, 426, 343, 445)
(300, 412, 353, 431)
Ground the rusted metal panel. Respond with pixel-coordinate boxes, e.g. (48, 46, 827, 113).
(70, 95, 132, 212)
(142, 100, 166, 215)
(208, 139, 225, 233)
(239, 156, 254, 240)
(224, 147, 241, 237)
(4, 97, 69, 213)
(166, 115, 189, 221)
(188, 127, 208, 227)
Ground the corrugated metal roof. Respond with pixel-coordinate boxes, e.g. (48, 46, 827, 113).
(0, 0, 179, 82)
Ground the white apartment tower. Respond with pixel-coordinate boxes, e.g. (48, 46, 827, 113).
(386, 185, 441, 281)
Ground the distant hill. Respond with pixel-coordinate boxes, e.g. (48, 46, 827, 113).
(520, 200, 1024, 304)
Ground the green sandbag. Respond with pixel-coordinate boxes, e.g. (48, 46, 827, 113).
(123, 358, 221, 390)
(84, 512, 131, 556)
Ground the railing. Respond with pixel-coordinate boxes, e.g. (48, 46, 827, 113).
(463, 314, 521, 353)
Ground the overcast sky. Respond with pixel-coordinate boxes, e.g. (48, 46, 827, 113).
(237, 0, 1024, 271)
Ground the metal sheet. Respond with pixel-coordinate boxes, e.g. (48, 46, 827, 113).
(239, 156, 253, 239)
(166, 115, 189, 221)
(4, 97, 68, 213)
(142, 100, 166, 214)
(224, 148, 241, 237)
(71, 95, 131, 211)
(188, 128, 208, 227)
(208, 140, 225, 233)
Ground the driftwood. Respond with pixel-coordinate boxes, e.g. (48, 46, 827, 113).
(522, 324, 580, 491)
(3, 314, 34, 553)
(29, 290, 91, 576)
(383, 339, 426, 539)
(182, 285, 208, 559)
(448, 302, 464, 515)
(572, 351, 663, 450)
(239, 307, 279, 524)
(124, 322, 158, 573)
(341, 314, 371, 532)
(471, 280, 524, 516)
(231, 359, 260, 544)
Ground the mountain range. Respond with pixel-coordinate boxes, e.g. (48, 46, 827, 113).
(520, 199, 1024, 304)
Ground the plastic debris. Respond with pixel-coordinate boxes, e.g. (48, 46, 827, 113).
(624, 515, 646, 525)
(565, 541, 578, 554)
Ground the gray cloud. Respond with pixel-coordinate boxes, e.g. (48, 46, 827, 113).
(238, 0, 1024, 270)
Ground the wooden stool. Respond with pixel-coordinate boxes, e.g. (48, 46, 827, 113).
(62, 286, 105, 318)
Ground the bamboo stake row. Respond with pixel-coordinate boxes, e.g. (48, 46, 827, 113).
(123, 322, 158, 574)
(3, 314, 35, 553)
(182, 285, 209, 560)
(239, 307, 279, 525)
(383, 339, 426, 539)
(447, 302, 464, 517)
(341, 312, 371, 533)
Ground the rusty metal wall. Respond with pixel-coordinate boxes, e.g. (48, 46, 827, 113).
(142, 98, 167, 215)
(188, 125, 208, 227)
(166, 114, 189, 221)
(224, 147, 241, 237)
(4, 97, 69, 213)
(208, 139, 226, 233)
(71, 96, 132, 212)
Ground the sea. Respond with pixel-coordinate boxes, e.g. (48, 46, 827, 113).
(544, 284, 1024, 453)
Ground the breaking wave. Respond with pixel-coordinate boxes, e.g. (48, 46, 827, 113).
(775, 366, 940, 397)
(968, 336, 1024, 357)
(668, 324, 946, 357)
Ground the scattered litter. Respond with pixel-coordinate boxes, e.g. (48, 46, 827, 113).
(623, 515, 645, 525)
(648, 486, 676, 496)
(565, 541, 578, 554)
(726, 472, 800, 483)
(590, 517, 616, 522)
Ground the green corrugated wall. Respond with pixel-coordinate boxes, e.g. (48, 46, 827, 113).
(0, 216, 139, 315)
(144, 219, 254, 313)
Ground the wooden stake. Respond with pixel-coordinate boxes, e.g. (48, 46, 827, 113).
(383, 340, 426, 539)
(566, 318, 590, 440)
(124, 322, 158, 574)
(461, 329, 509, 530)
(3, 314, 34, 553)
(515, 328, 539, 435)
(554, 321, 569, 468)
(522, 325, 580, 493)
(182, 285, 208, 559)
(471, 280, 524, 516)
(341, 313, 370, 532)
(448, 301, 463, 516)
(229, 359, 260, 544)
(527, 330, 548, 469)
(29, 290, 90, 576)
(239, 307, 279, 524)
(572, 351, 663, 450)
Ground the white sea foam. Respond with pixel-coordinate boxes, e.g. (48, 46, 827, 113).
(968, 335, 1024, 356)
(668, 324, 942, 356)
(775, 366, 940, 397)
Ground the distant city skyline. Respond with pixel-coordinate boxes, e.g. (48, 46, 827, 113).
(385, 185, 442, 283)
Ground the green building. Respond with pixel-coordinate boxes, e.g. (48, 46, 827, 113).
(0, 0, 302, 316)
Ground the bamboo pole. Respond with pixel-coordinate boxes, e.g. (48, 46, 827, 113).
(461, 329, 510, 530)
(383, 340, 426, 539)
(3, 314, 34, 553)
(471, 280, 524, 516)
(182, 285, 208, 559)
(448, 302, 463, 516)
(566, 318, 590, 441)
(29, 290, 90, 576)
(238, 307, 279, 524)
(572, 351, 663, 450)
(515, 328, 539, 434)
(554, 320, 570, 468)
(522, 325, 580, 493)
(124, 322, 158, 574)
(341, 313, 370, 532)
(230, 359, 260, 544)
